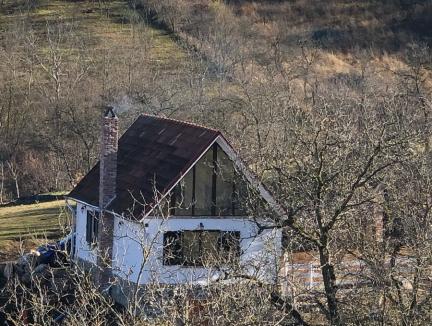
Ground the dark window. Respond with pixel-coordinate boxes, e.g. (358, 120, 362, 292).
(175, 169, 195, 216)
(233, 174, 248, 216)
(171, 144, 248, 216)
(194, 149, 214, 215)
(216, 147, 235, 215)
(163, 230, 241, 266)
(219, 231, 241, 260)
(163, 231, 183, 265)
(86, 210, 99, 245)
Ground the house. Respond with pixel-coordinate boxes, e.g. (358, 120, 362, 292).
(66, 108, 282, 305)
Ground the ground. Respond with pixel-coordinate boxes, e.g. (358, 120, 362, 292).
(0, 200, 68, 262)
(0, 0, 190, 72)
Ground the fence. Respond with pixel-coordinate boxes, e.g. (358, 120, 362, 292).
(280, 250, 425, 299)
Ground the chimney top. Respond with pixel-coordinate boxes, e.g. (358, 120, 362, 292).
(104, 106, 117, 118)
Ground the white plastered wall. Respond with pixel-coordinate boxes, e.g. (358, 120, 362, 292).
(111, 216, 282, 285)
(74, 202, 97, 265)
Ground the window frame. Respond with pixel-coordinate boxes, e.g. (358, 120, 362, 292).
(85, 210, 99, 246)
(163, 230, 241, 267)
(171, 144, 248, 217)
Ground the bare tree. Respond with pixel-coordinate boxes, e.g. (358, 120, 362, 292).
(0, 161, 4, 204)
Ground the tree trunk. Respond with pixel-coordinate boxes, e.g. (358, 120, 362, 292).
(7, 161, 20, 199)
(319, 244, 341, 325)
(14, 176, 20, 199)
(0, 162, 4, 204)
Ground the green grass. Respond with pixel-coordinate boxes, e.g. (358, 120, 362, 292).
(0, 0, 189, 71)
(0, 200, 68, 261)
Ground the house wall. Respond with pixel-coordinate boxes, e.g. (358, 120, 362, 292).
(111, 216, 281, 285)
(74, 202, 281, 285)
(74, 202, 97, 265)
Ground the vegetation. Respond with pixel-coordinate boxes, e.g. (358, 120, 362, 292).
(0, 0, 194, 202)
(0, 200, 67, 260)
(0, 0, 431, 325)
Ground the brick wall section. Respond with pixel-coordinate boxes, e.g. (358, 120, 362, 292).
(96, 108, 118, 288)
(96, 211, 115, 287)
(99, 110, 118, 209)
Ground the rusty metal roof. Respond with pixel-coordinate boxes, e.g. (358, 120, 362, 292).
(68, 114, 220, 219)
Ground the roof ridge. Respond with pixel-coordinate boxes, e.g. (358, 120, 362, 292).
(140, 114, 220, 133)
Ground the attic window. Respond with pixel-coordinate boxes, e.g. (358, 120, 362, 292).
(172, 144, 248, 216)
(163, 230, 240, 266)
(86, 210, 99, 246)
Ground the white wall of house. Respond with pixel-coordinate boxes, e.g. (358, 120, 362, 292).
(112, 216, 281, 285)
(74, 202, 282, 285)
(74, 202, 97, 265)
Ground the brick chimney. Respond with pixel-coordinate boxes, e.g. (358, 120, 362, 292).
(96, 106, 118, 288)
(99, 106, 118, 209)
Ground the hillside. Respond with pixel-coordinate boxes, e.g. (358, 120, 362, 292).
(143, 0, 432, 79)
(0, 200, 66, 261)
(0, 1, 431, 325)
(0, 0, 200, 202)
(231, 0, 432, 52)
(1, 0, 431, 202)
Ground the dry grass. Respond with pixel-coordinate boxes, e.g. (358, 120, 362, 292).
(231, 0, 431, 85)
(241, 0, 432, 52)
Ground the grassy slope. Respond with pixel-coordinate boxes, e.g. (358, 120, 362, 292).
(236, 0, 431, 51)
(0, 200, 67, 261)
(0, 0, 189, 75)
